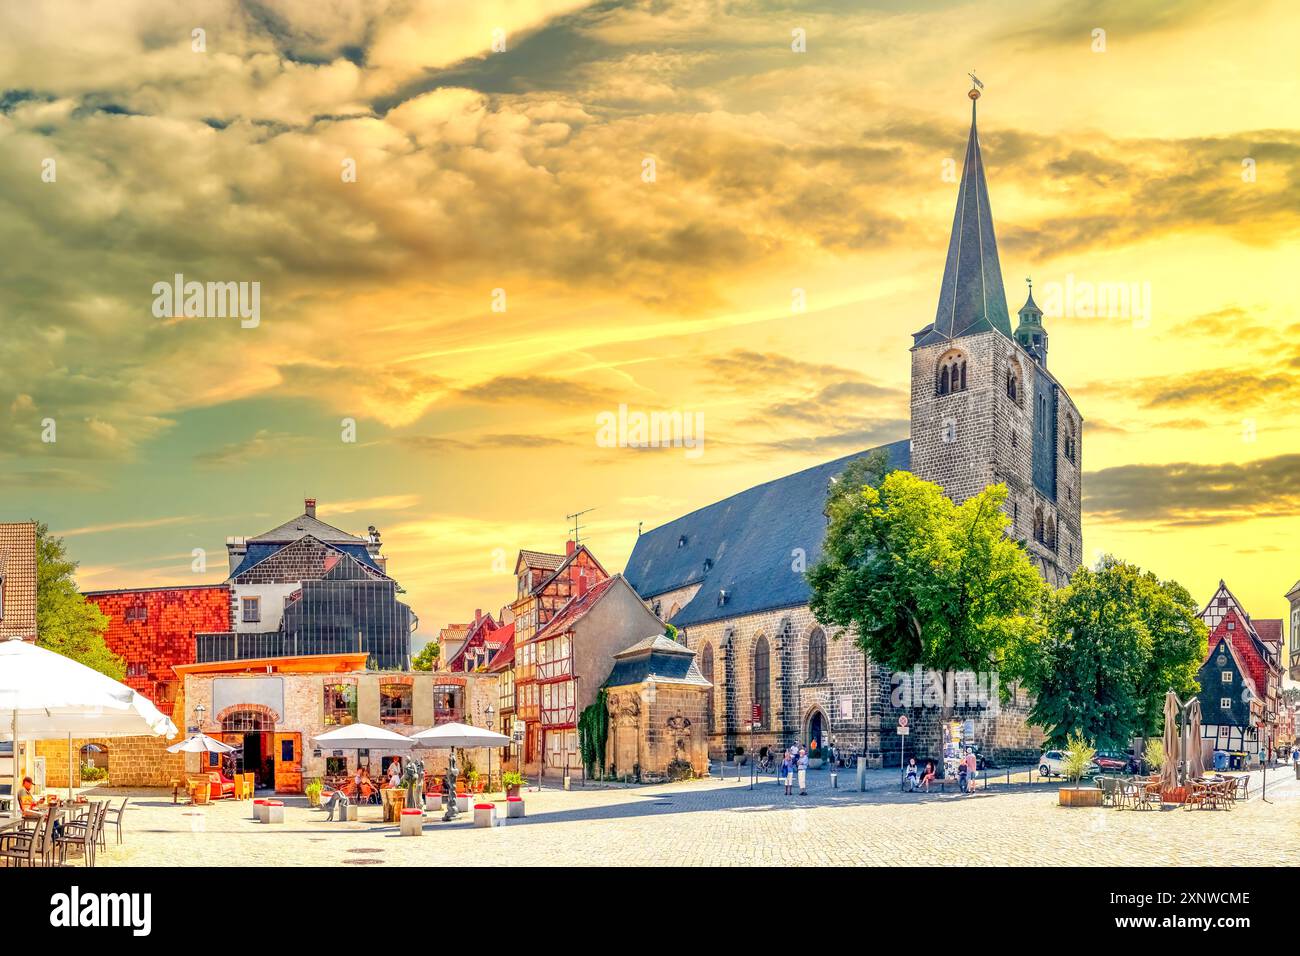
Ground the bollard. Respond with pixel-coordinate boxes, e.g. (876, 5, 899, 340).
(473, 803, 496, 828)
(265, 800, 284, 824)
(856, 756, 867, 792)
(506, 796, 525, 819)
(830, 770, 838, 789)
(400, 808, 423, 836)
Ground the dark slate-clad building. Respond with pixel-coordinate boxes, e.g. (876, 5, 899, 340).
(624, 85, 1077, 766)
(196, 499, 416, 669)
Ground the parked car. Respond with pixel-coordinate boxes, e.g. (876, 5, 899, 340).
(1094, 750, 1135, 774)
(1037, 749, 1100, 779)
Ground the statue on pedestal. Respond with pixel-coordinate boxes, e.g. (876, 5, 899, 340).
(441, 750, 460, 821)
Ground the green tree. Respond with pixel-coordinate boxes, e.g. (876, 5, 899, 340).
(1015, 555, 1205, 748)
(410, 640, 440, 671)
(809, 470, 1046, 674)
(34, 523, 124, 680)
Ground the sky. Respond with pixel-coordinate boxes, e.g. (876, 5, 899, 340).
(2, 0, 1298, 647)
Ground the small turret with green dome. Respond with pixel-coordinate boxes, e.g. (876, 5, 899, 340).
(1015, 278, 1047, 367)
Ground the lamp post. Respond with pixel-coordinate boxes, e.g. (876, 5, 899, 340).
(486, 703, 496, 794)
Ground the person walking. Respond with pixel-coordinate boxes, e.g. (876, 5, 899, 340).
(797, 747, 809, 796)
(962, 748, 978, 794)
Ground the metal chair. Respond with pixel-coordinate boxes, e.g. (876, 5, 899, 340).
(0, 810, 58, 867)
(57, 801, 106, 866)
(101, 797, 128, 845)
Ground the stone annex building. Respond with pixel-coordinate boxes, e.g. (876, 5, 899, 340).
(625, 89, 1083, 768)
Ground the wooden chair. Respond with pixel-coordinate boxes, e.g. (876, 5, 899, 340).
(1232, 775, 1249, 802)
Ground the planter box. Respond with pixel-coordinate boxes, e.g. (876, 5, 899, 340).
(505, 784, 521, 798)
(1058, 787, 1102, 807)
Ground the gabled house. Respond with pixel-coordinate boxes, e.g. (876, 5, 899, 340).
(445, 609, 501, 672)
(1197, 581, 1285, 761)
(514, 570, 663, 776)
(197, 499, 414, 669)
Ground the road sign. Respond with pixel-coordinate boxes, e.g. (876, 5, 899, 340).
(511, 720, 526, 743)
(752, 704, 763, 723)
(898, 715, 909, 728)
(897, 726, 910, 736)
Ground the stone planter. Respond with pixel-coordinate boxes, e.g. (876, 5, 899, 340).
(505, 784, 521, 799)
(1058, 787, 1102, 807)
(307, 790, 322, 808)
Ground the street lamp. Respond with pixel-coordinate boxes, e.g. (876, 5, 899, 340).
(194, 703, 206, 732)
(486, 703, 496, 793)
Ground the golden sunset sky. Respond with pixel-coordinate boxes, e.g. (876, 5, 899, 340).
(3, 0, 1298, 646)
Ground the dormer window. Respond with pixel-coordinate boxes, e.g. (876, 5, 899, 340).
(717, 589, 728, 607)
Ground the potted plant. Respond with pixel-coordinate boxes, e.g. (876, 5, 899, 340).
(305, 779, 324, 807)
(1058, 733, 1102, 807)
(502, 771, 524, 798)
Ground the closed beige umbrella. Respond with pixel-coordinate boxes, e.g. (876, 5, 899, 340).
(1185, 699, 1203, 779)
(1159, 691, 1180, 795)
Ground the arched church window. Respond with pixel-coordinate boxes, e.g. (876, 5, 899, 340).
(1034, 507, 1045, 545)
(936, 349, 968, 396)
(700, 644, 715, 732)
(807, 627, 827, 683)
(752, 635, 770, 728)
(1046, 517, 1057, 551)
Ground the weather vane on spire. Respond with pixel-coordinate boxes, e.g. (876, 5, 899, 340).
(1026, 276, 1033, 295)
(968, 70, 984, 100)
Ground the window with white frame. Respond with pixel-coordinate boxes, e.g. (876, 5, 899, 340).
(1221, 671, 1233, 683)
(242, 596, 261, 623)
(1220, 697, 1232, 710)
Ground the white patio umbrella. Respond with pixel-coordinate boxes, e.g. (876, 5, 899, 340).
(312, 722, 415, 750)
(412, 722, 512, 796)
(167, 733, 236, 754)
(0, 638, 179, 812)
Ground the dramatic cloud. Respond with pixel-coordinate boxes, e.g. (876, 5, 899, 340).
(1084, 454, 1300, 526)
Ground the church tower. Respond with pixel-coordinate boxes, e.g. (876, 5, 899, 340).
(908, 81, 1083, 586)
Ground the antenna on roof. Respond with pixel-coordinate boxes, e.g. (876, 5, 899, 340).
(566, 507, 595, 547)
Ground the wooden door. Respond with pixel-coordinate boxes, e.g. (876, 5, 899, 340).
(274, 732, 302, 793)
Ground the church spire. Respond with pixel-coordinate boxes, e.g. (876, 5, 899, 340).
(918, 76, 1012, 346)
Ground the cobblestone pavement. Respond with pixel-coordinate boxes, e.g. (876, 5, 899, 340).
(79, 765, 1300, 867)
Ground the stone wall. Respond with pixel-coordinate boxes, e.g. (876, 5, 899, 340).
(605, 680, 710, 781)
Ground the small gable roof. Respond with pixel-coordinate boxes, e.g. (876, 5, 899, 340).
(530, 575, 621, 643)
(486, 624, 516, 672)
(228, 535, 384, 581)
(606, 635, 711, 689)
(249, 511, 366, 545)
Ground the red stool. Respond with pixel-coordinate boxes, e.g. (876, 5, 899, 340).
(253, 798, 267, 822)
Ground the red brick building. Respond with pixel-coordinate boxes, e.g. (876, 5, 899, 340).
(83, 585, 234, 707)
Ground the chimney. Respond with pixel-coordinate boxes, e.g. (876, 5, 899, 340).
(304, 497, 317, 518)
(566, 540, 576, 556)
(475, 608, 482, 623)
(577, 573, 588, 597)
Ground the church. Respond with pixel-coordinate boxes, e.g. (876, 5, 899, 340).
(624, 86, 1084, 767)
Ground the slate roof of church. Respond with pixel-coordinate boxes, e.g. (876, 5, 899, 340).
(914, 96, 1013, 348)
(623, 440, 910, 628)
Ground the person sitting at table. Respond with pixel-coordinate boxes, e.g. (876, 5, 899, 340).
(16, 777, 64, 839)
(387, 758, 402, 791)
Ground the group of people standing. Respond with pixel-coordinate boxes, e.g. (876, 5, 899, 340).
(905, 748, 979, 794)
(780, 746, 809, 796)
